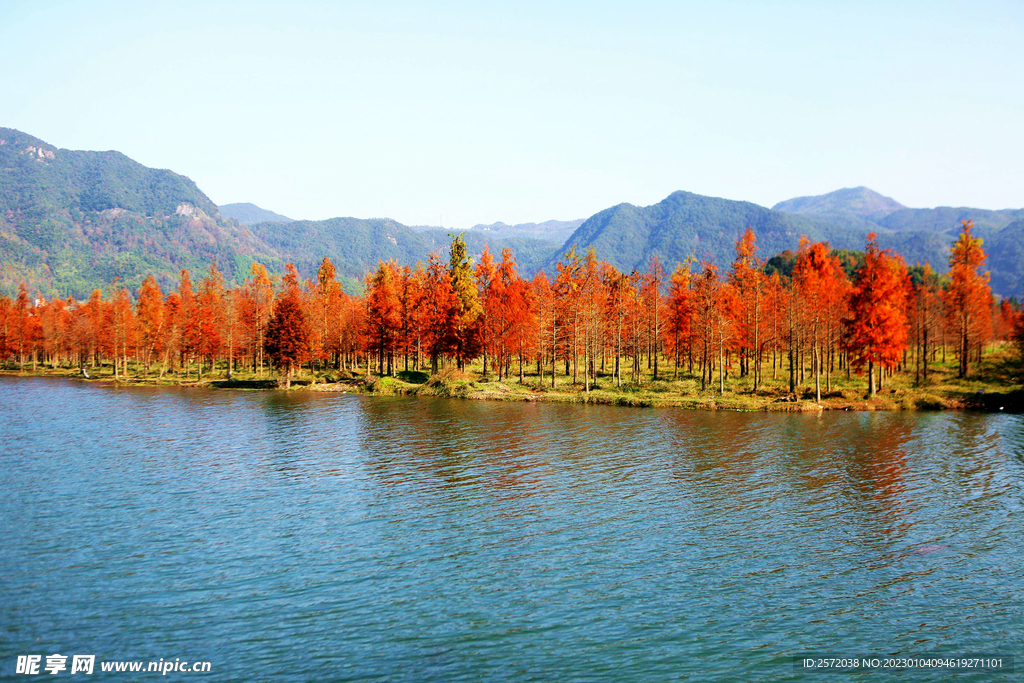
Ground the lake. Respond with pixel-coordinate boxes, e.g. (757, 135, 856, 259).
(2, 376, 1023, 681)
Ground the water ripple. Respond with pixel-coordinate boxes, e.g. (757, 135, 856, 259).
(1, 377, 1023, 682)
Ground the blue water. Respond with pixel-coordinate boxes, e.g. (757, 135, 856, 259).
(2, 377, 1023, 681)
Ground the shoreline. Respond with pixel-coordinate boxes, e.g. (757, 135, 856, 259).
(3, 367, 1020, 413)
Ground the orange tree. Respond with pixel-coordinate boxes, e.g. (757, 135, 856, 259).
(265, 264, 311, 389)
(845, 233, 911, 396)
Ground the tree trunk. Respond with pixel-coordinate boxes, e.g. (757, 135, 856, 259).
(814, 325, 821, 403)
(718, 330, 725, 395)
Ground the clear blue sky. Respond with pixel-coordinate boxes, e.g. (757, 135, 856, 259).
(2, 1, 1021, 227)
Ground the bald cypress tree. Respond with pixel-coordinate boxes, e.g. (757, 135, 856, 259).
(448, 234, 482, 369)
(265, 264, 310, 389)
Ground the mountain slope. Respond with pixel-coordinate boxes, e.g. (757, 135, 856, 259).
(876, 206, 1024, 234)
(219, 202, 293, 225)
(408, 218, 583, 244)
(468, 219, 583, 243)
(0, 129, 220, 217)
(2, 128, 1020, 299)
(250, 218, 431, 287)
(556, 190, 1023, 297)
(250, 218, 559, 289)
(0, 127, 280, 297)
(775, 187, 1024, 234)
(556, 191, 868, 273)
(988, 219, 1024, 298)
(773, 186, 904, 220)
(0, 128, 559, 297)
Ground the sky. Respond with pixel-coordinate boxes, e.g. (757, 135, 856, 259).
(1, 1, 1022, 228)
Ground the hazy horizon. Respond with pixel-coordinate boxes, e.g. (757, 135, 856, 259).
(2, 1, 1021, 228)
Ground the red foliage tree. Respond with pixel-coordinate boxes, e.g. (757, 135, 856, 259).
(794, 239, 845, 402)
(136, 276, 165, 376)
(729, 228, 769, 390)
(265, 264, 311, 388)
(664, 260, 693, 380)
(845, 233, 911, 395)
(945, 220, 992, 377)
(365, 260, 402, 376)
(424, 251, 458, 374)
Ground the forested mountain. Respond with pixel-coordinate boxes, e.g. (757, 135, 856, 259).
(0, 129, 218, 216)
(773, 187, 1024, 235)
(768, 187, 1024, 296)
(0, 128, 557, 297)
(219, 202, 293, 225)
(468, 219, 583, 243)
(0, 127, 280, 298)
(248, 218, 559, 293)
(556, 191, 827, 272)
(408, 218, 582, 243)
(451, 230, 560, 275)
(556, 190, 1023, 297)
(1, 127, 1020, 300)
(874, 206, 1024, 234)
(988, 220, 1024, 297)
(554, 190, 883, 274)
(772, 186, 905, 220)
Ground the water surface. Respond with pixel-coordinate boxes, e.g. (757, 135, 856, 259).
(2, 377, 1023, 680)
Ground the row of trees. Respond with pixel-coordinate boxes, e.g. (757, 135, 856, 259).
(0, 223, 1019, 395)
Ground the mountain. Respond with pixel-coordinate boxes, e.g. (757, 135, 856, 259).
(987, 220, 1024, 298)
(2, 128, 1020, 300)
(771, 186, 1024, 295)
(0, 128, 559, 298)
(555, 190, 867, 274)
(0, 127, 280, 298)
(556, 190, 1023, 297)
(219, 202, 293, 225)
(772, 186, 905, 220)
(469, 219, 583, 243)
(407, 218, 583, 244)
(875, 206, 1024, 234)
(774, 187, 1024, 235)
(249, 219, 559, 291)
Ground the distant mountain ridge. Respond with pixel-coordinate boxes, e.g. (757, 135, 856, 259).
(469, 219, 583, 243)
(875, 206, 1024, 234)
(0, 128, 563, 297)
(773, 186, 1024, 235)
(1, 127, 1021, 299)
(772, 186, 905, 220)
(219, 202, 293, 225)
(558, 189, 1024, 297)
(556, 190, 861, 274)
(768, 187, 1024, 296)
(0, 127, 280, 298)
(406, 218, 583, 244)
(247, 217, 560, 292)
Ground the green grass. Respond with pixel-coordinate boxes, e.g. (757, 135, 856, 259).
(4, 344, 1021, 412)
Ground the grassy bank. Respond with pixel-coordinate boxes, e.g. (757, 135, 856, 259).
(4, 346, 1022, 413)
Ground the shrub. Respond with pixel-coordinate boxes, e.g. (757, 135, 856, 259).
(914, 394, 946, 410)
(396, 369, 429, 384)
(363, 376, 394, 394)
(424, 367, 472, 398)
